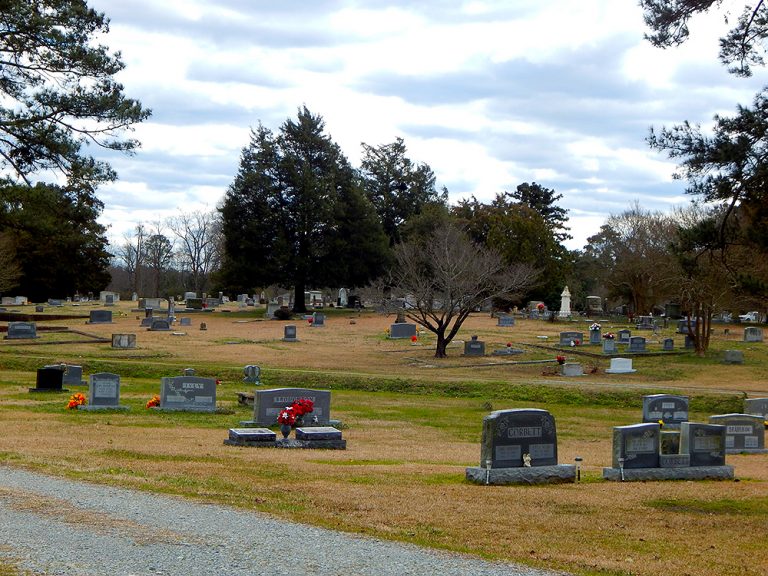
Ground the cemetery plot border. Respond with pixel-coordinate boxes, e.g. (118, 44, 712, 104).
(224, 427, 346, 449)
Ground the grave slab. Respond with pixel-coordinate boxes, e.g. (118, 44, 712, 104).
(602, 466, 733, 481)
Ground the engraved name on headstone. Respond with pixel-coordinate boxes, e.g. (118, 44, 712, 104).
(480, 409, 558, 468)
(159, 376, 217, 412)
(612, 423, 660, 469)
(252, 387, 331, 426)
(642, 394, 689, 428)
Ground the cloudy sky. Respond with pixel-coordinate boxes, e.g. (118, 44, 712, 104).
(86, 0, 764, 250)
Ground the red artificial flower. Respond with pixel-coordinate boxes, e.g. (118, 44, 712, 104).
(277, 407, 297, 425)
(292, 398, 315, 416)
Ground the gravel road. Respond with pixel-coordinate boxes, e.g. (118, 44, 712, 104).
(0, 466, 568, 576)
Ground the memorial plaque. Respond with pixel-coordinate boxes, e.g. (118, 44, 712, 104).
(680, 422, 726, 466)
(88, 310, 113, 324)
(389, 323, 417, 339)
(479, 409, 558, 468)
(497, 315, 515, 327)
(612, 423, 660, 469)
(159, 376, 217, 412)
(744, 398, 768, 418)
(252, 387, 331, 426)
(558, 331, 583, 346)
(642, 394, 689, 428)
(295, 427, 342, 441)
(5, 322, 37, 340)
(88, 372, 121, 407)
(709, 414, 765, 453)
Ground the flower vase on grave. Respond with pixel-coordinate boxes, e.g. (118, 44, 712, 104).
(280, 424, 292, 439)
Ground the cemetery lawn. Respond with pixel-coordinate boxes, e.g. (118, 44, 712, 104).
(0, 304, 767, 576)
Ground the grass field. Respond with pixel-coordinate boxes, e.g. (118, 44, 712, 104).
(0, 302, 766, 576)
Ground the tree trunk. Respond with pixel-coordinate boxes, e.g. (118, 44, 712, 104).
(434, 330, 448, 358)
(293, 281, 306, 314)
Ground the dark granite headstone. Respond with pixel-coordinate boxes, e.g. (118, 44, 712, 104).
(228, 428, 276, 443)
(180, 317, 192, 326)
(589, 330, 601, 345)
(612, 423, 660, 469)
(677, 319, 696, 334)
(643, 394, 689, 428)
(5, 321, 37, 339)
(88, 310, 113, 324)
(464, 336, 485, 356)
(389, 323, 417, 339)
(709, 414, 766, 453)
(186, 297, 204, 310)
(628, 336, 647, 353)
(295, 427, 342, 441)
(62, 365, 85, 387)
(617, 329, 631, 344)
(684, 334, 695, 349)
(252, 387, 331, 426)
(558, 331, 583, 346)
(149, 318, 171, 331)
(31, 367, 65, 392)
(283, 324, 298, 342)
(480, 409, 558, 468)
(243, 365, 261, 384)
(311, 312, 325, 327)
(159, 376, 217, 412)
(662, 338, 674, 351)
(35, 305, 44, 313)
(88, 372, 121, 408)
(680, 422, 726, 466)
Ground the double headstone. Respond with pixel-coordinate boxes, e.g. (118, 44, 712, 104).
(709, 414, 766, 453)
(643, 394, 689, 428)
(159, 376, 217, 412)
(112, 334, 136, 349)
(464, 335, 485, 356)
(249, 387, 331, 426)
(5, 322, 37, 340)
(465, 409, 575, 484)
(88, 310, 113, 324)
(243, 365, 261, 384)
(389, 323, 417, 339)
(558, 331, 583, 346)
(610, 422, 660, 469)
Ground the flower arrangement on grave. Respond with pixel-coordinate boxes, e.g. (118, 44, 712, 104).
(658, 419, 664, 428)
(146, 394, 161, 409)
(66, 392, 87, 410)
(277, 398, 315, 428)
(556, 355, 566, 365)
(536, 302, 545, 312)
(603, 332, 615, 340)
(590, 322, 601, 331)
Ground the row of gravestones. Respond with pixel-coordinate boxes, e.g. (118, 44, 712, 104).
(466, 395, 767, 485)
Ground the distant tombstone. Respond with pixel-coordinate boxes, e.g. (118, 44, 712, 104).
(558, 285, 571, 318)
(104, 294, 115, 306)
(183, 367, 196, 376)
(30, 367, 65, 392)
(338, 288, 348, 307)
(140, 298, 162, 310)
(605, 357, 636, 374)
(464, 335, 485, 356)
(611, 422, 660, 469)
(709, 414, 766, 453)
(662, 338, 674, 351)
(617, 329, 631, 344)
(312, 312, 325, 327)
(186, 298, 203, 310)
(684, 335, 695, 349)
(237, 293, 248, 304)
(389, 323, 417, 339)
(85, 372, 126, 410)
(636, 316, 655, 330)
(35, 305, 44, 313)
(266, 302, 280, 319)
(88, 310, 113, 324)
(184, 292, 197, 301)
(558, 331, 583, 346)
(497, 315, 515, 327)
(283, 324, 298, 342)
(743, 327, 763, 342)
(243, 365, 261, 384)
(179, 317, 191, 326)
(602, 339, 617, 354)
(744, 398, 768, 418)
(628, 336, 647, 353)
(200, 322, 207, 331)
(5, 321, 37, 339)
(159, 376, 217, 412)
(100, 291, 119, 303)
(62, 365, 85, 387)
(111, 334, 136, 349)
(643, 394, 689, 428)
(723, 350, 744, 364)
(680, 422, 726, 466)
(561, 363, 583, 376)
(148, 318, 171, 331)
(47, 299, 62, 306)
(589, 330, 601, 345)
(140, 317, 153, 327)
(251, 387, 331, 426)
(14, 296, 27, 305)
(132, 292, 138, 301)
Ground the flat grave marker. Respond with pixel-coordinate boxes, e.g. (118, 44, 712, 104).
(389, 323, 417, 339)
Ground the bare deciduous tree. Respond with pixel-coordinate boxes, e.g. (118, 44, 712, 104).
(391, 224, 538, 358)
(168, 209, 221, 293)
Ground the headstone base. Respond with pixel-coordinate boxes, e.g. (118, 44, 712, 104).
(77, 405, 130, 411)
(725, 448, 768, 455)
(282, 337, 299, 342)
(465, 464, 576, 485)
(602, 465, 734, 481)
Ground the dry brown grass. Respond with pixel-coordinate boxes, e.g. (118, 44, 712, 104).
(0, 303, 767, 576)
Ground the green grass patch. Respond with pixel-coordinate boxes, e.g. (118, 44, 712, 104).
(308, 458, 404, 466)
